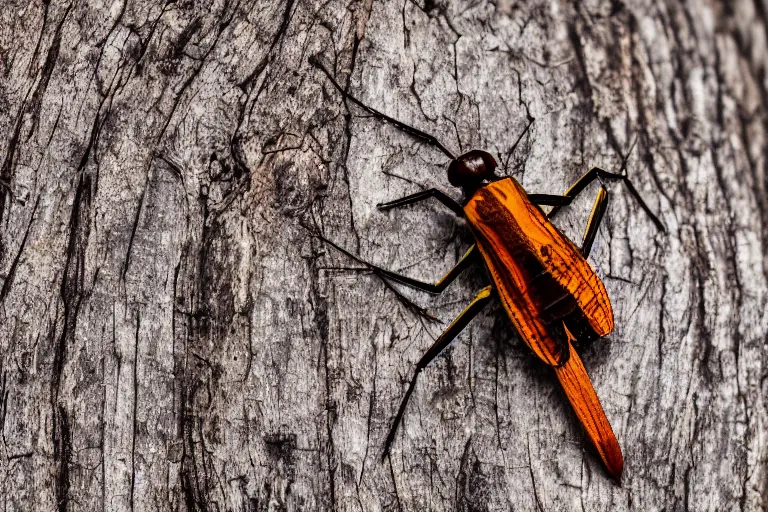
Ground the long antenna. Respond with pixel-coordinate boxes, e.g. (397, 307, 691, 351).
(309, 55, 456, 160)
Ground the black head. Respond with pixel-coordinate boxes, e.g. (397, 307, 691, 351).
(447, 150, 498, 191)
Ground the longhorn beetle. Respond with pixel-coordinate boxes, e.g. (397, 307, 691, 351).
(310, 56, 664, 481)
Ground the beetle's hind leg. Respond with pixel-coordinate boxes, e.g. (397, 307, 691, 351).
(383, 285, 495, 460)
(310, 55, 456, 160)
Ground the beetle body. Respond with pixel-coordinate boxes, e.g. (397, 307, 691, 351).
(465, 175, 623, 479)
(466, 176, 614, 364)
(311, 56, 665, 482)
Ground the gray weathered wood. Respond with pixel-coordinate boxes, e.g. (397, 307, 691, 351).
(1, 0, 766, 510)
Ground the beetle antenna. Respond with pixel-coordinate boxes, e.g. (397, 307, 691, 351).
(310, 55, 456, 160)
(499, 112, 534, 177)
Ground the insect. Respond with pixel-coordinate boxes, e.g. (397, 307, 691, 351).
(310, 56, 664, 481)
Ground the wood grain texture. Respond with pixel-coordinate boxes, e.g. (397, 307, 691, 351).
(0, 0, 766, 510)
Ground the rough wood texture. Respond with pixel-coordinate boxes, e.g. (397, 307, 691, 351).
(1, 1, 766, 510)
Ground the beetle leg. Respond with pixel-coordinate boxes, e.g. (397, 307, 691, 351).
(383, 285, 495, 460)
(373, 245, 478, 293)
(548, 167, 665, 233)
(316, 235, 433, 319)
(580, 187, 610, 258)
(378, 188, 464, 217)
(321, 236, 478, 295)
(310, 55, 456, 160)
(528, 194, 573, 207)
(535, 183, 609, 257)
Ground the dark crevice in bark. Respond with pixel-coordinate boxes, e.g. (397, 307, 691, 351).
(26, 0, 50, 76)
(0, 113, 26, 255)
(309, 250, 336, 510)
(0, 3, 70, 251)
(0, 195, 39, 302)
(25, 5, 70, 140)
(0, 367, 6, 445)
(625, 12, 674, 210)
(129, 311, 140, 511)
(339, 32, 365, 254)
(121, 183, 147, 281)
(51, 163, 93, 509)
(53, 405, 72, 512)
(526, 436, 544, 512)
(156, 18, 228, 142)
(178, 187, 217, 510)
(566, 17, 595, 115)
(0, 4, 69, 239)
(237, 0, 296, 91)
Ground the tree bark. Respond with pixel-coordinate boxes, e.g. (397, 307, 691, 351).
(1, 0, 766, 510)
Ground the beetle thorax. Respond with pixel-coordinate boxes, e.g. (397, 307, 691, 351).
(447, 150, 498, 190)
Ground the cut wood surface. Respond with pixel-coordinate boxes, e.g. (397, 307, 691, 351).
(0, 0, 766, 510)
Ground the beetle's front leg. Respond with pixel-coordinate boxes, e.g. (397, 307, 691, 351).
(372, 245, 478, 294)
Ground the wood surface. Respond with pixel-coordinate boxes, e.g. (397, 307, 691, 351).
(0, 0, 766, 510)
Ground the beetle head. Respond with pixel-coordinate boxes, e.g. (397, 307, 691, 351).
(447, 150, 498, 190)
